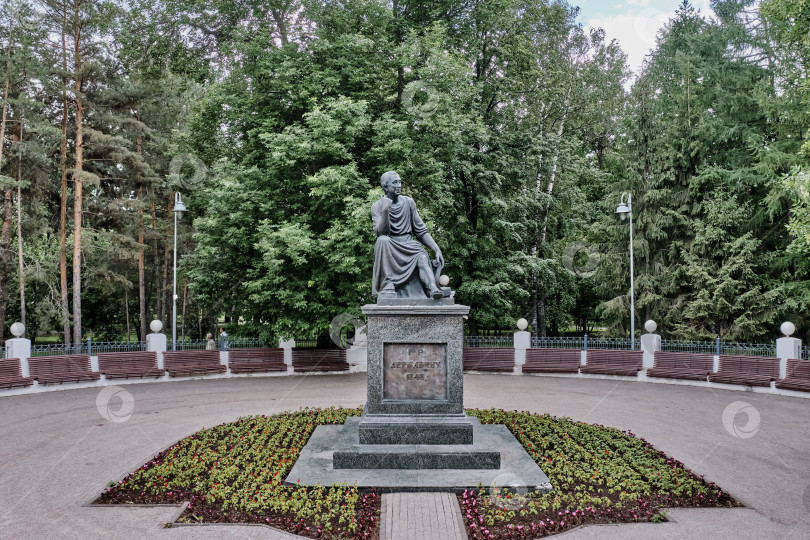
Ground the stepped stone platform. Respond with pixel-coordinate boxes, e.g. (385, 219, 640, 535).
(286, 417, 551, 492)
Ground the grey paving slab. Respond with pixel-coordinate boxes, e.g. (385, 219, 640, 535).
(0, 372, 808, 539)
(380, 492, 466, 540)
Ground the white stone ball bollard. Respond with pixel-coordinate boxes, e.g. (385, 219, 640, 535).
(150, 320, 164, 333)
(516, 318, 528, 331)
(10, 322, 25, 337)
(644, 320, 657, 333)
(780, 321, 795, 337)
(439, 274, 450, 287)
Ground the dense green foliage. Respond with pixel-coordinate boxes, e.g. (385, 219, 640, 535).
(1, 0, 808, 343)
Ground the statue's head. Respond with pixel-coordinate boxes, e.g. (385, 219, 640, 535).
(380, 171, 401, 197)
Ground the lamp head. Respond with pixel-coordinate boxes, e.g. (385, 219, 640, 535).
(173, 192, 187, 213)
(615, 201, 630, 220)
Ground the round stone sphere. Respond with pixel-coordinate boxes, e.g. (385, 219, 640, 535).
(516, 318, 529, 331)
(644, 320, 657, 333)
(439, 274, 450, 287)
(780, 321, 796, 337)
(10, 322, 25, 338)
(150, 320, 164, 333)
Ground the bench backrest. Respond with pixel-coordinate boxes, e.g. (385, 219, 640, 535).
(28, 355, 93, 376)
(525, 348, 580, 362)
(786, 359, 810, 379)
(163, 350, 221, 367)
(653, 351, 713, 371)
(586, 349, 643, 365)
(292, 349, 347, 363)
(229, 348, 285, 362)
(0, 358, 23, 377)
(98, 351, 158, 369)
(718, 355, 778, 377)
(463, 348, 514, 366)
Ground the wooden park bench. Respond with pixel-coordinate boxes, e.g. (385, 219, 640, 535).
(580, 349, 643, 376)
(462, 347, 514, 372)
(292, 349, 349, 373)
(28, 354, 100, 385)
(647, 351, 713, 381)
(0, 358, 34, 389)
(163, 350, 226, 377)
(775, 359, 810, 392)
(522, 348, 580, 373)
(708, 355, 778, 387)
(229, 348, 287, 373)
(97, 351, 163, 379)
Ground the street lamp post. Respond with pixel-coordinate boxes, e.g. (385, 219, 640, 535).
(172, 192, 187, 351)
(615, 193, 635, 350)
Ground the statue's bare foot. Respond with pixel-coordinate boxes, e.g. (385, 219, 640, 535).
(430, 288, 444, 299)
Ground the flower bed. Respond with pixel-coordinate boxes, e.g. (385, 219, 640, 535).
(461, 408, 739, 538)
(95, 407, 737, 539)
(95, 407, 378, 539)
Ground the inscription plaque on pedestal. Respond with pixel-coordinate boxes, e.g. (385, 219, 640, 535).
(383, 343, 447, 400)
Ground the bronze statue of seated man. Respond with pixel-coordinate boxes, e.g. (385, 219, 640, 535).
(371, 171, 444, 300)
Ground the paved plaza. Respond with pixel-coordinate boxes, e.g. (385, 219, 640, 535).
(0, 373, 808, 539)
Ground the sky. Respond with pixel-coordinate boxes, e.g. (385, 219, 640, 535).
(579, 0, 714, 76)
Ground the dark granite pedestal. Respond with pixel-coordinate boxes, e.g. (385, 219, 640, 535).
(286, 300, 551, 493)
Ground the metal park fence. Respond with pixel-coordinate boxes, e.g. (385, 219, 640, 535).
(14, 333, 791, 358)
(586, 337, 637, 350)
(660, 339, 717, 354)
(464, 333, 780, 357)
(530, 336, 585, 349)
(464, 336, 513, 348)
(31, 340, 148, 357)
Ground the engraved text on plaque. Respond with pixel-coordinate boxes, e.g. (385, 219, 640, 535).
(383, 343, 447, 400)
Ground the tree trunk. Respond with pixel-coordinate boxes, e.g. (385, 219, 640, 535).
(534, 100, 570, 337)
(137, 180, 146, 341)
(0, 27, 12, 343)
(181, 277, 188, 341)
(71, 12, 84, 346)
(125, 286, 130, 341)
(0, 187, 12, 343)
(161, 196, 171, 323)
(59, 4, 71, 347)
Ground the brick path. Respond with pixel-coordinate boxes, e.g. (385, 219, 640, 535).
(380, 492, 467, 540)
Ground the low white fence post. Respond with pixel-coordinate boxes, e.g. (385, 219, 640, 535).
(713, 337, 721, 373)
(280, 338, 295, 373)
(5, 322, 31, 377)
(513, 319, 530, 375)
(146, 320, 167, 369)
(640, 320, 661, 370)
(776, 322, 801, 379)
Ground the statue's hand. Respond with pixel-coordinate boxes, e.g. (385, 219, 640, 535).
(435, 250, 444, 269)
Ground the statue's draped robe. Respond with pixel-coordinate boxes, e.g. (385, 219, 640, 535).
(372, 196, 431, 298)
